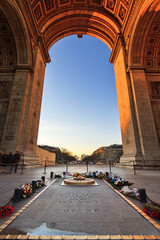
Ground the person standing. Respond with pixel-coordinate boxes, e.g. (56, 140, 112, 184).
(13, 151, 20, 173)
(0, 150, 3, 173)
(2, 152, 8, 173)
(6, 152, 13, 174)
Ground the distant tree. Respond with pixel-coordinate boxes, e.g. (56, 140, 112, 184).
(60, 148, 76, 164)
(38, 145, 76, 164)
(82, 154, 95, 163)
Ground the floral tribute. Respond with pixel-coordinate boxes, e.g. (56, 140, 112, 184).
(97, 172, 105, 179)
(143, 202, 160, 220)
(36, 179, 45, 188)
(20, 183, 33, 199)
(0, 205, 14, 218)
(73, 172, 84, 178)
(106, 173, 133, 190)
(120, 186, 140, 199)
(19, 179, 44, 198)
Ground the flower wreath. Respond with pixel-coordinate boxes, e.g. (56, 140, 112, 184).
(36, 179, 45, 188)
(143, 207, 160, 220)
(0, 206, 14, 218)
(143, 202, 160, 220)
(20, 183, 33, 198)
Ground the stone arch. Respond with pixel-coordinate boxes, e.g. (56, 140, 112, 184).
(0, 1, 33, 155)
(128, 0, 160, 67)
(0, 0, 32, 66)
(41, 10, 121, 50)
(125, 1, 160, 165)
(0, 9, 17, 144)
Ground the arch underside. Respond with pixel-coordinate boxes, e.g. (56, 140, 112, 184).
(44, 14, 119, 50)
(129, 2, 160, 68)
(28, 0, 129, 52)
(128, 3, 160, 154)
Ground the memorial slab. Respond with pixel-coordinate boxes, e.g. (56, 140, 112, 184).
(1, 179, 160, 236)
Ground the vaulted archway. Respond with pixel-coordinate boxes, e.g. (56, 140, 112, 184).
(0, 0, 160, 168)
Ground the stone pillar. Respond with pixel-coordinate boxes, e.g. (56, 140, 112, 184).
(111, 36, 143, 165)
(19, 45, 46, 162)
(1, 69, 31, 153)
(111, 35, 160, 168)
(129, 68, 160, 165)
(1, 44, 47, 164)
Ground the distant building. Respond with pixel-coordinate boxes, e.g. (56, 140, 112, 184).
(38, 145, 61, 163)
(36, 146, 56, 165)
(106, 144, 123, 163)
(92, 144, 123, 163)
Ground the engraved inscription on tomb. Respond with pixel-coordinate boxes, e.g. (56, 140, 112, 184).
(56, 191, 101, 204)
(57, 191, 102, 214)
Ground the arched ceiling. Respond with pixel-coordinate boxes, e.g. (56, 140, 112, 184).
(27, 0, 131, 50)
(0, 9, 16, 69)
(18, 0, 160, 64)
(127, 1, 160, 68)
(30, 0, 129, 28)
(143, 11, 160, 69)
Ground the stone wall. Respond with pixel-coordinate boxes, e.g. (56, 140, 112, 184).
(36, 146, 56, 166)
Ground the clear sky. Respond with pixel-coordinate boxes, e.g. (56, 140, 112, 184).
(37, 35, 122, 157)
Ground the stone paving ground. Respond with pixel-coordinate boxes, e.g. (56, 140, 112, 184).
(0, 165, 160, 236)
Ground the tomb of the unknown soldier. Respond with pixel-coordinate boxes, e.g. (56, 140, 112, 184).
(0, 0, 160, 239)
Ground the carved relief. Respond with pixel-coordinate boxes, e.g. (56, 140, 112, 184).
(59, 0, 70, 5)
(44, 0, 55, 11)
(144, 12, 160, 68)
(0, 9, 14, 143)
(34, 4, 43, 22)
(151, 82, 160, 99)
(75, 0, 86, 3)
(149, 0, 160, 12)
(0, 23, 10, 34)
(0, 11, 15, 142)
(107, 0, 115, 10)
(118, 4, 126, 21)
(0, 102, 9, 141)
(0, 10, 16, 69)
(29, 0, 130, 32)
(145, 60, 153, 68)
(90, 0, 101, 5)
(5, 102, 20, 139)
(0, 81, 11, 98)
(157, 61, 160, 67)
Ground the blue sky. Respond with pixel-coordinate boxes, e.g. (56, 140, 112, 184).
(37, 35, 122, 157)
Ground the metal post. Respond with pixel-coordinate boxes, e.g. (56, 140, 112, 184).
(109, 161, 111, 174)
(44, 160, 47, 174)
(21, 159, 24, 174)
(87, 160, 89, 173)
(133, 162, 136, 175)
(50, 172, 54, 179)
(66, 162, 68, 172)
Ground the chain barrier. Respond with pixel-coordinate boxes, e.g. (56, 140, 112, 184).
(0, 159, 55, 174)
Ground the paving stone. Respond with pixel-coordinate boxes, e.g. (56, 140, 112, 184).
(0, 166, 160, 236)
